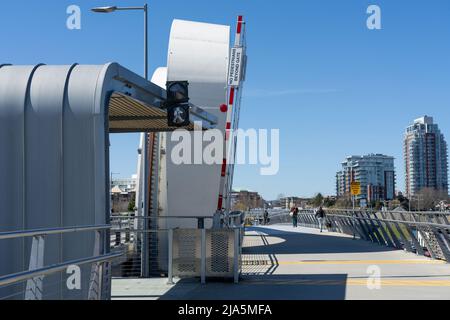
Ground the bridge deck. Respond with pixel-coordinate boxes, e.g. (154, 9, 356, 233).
(112, 224, 450, 300)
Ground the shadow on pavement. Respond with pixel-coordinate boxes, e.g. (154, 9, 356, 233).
(244, 226, 397, 255)
(157, 225, 401, 300)
(159, 274, 348, 300)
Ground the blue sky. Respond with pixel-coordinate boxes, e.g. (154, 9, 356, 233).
(1, 0, 449, 200)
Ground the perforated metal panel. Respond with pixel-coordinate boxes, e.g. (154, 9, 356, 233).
(206, 230, 235, 277)
(173, 230, 201, 277)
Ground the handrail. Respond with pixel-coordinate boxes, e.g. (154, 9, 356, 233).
(0, 225, 111, 241)
(111, 228, 177, 233)
(268, 211, 449, 229)
(324, 214, 449, 229)
(110, 215, 214, 220)
(258, 208, 450, 215)
(0, 252, 123, 287)
(300, 208, 450, 216)
(256, 207, 450, 264)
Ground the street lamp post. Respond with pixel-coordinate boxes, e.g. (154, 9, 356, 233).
(91, 5, 148, 79)
(92, 4, 150, 278)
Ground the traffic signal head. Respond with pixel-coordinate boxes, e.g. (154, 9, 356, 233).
(166, 81, 190, 127)
(166, 81, 189, 104)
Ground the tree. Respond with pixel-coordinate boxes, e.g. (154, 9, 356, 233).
(310, 193, 324, 207)
(128, 198, 136, 213)
(412, 188, 449, 211)
(396, 194, 410, 211)
(373, 200, 382, 211)
(334, 196, 352, 209)
(323, 197, 336, 208)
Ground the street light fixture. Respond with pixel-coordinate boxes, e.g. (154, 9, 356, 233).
(91, 6, 118, 13)
(91, 4, 148, 79)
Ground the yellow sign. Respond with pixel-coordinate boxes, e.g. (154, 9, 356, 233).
(351, 181, 361, 196)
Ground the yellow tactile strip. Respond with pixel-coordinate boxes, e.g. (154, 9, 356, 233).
(277, 260, 446, 266)
(243, 278, 450, 287)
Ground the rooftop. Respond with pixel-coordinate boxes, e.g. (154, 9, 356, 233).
(414, 115, 434, 125)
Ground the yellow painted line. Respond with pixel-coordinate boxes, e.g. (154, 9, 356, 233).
(276, 260, 446, 266)
(348, 279, 450, 287)
(244, 279, 450, 287)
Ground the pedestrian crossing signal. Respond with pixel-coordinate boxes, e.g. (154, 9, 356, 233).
(166, 81, 190, 127)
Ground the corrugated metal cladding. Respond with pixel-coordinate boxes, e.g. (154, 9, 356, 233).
(109, 92, 195, 132)
(0, 62, 172, 299)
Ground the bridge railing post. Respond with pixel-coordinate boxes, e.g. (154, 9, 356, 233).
(167, 229, 174, 285)
(233, 228, 240, 284)
(200, 228, 206, 285)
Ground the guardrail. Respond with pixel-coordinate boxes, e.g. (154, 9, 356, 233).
(1, 212, 246, 300)
(266, 209, 450, 263)
(110, 213, 245, 284)
(0, 224, 123, 300)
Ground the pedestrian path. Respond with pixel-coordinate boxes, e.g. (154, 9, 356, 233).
(112, 224, 450, 300)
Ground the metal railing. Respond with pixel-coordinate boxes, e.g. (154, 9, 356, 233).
(110, 213, 245, 284)
(267, 209, 450, 263)
(0, 224, 123, 300)
(1, 211, 246, 300)
(110, 215, 171, 278)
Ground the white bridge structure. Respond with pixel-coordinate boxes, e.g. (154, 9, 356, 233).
(0, 16, 247, 300)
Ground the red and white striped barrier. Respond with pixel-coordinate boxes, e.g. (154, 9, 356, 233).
(217, 15, 246, 213)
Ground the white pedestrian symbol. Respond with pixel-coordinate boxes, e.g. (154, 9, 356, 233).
(173, 107, 185, 124)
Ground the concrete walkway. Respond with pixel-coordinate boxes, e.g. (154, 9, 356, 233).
(112, 224, 450, 300)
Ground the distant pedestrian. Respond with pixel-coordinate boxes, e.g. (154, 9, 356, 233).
(264, 210, 269, 225)
(315, 206, 326, 232)
(291, 207, 299, 228)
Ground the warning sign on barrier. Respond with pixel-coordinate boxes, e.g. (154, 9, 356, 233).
(228, 47, 243, 87)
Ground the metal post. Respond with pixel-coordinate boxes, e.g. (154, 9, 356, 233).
(233, 228, 240, 284)
(88, 231, 102, 300)
(141, 4, 150, 278)
(25, 236, 45, 300)
(141, 135, 150, 277)
(97, 263, 104, 301)
(198, 217, 205, 230)
(352, 198, 356, 240)
(201, 229, 206, 285)
(144, 4, 148, 80)
(115, 232, 121, 246)
(92, 3, 151, 278)
(167, 229, 174, 285)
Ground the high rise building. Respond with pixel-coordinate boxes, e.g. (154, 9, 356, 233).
(336, 154, 396, 202)
(404, 116, 448, 197)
